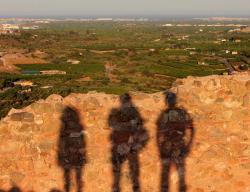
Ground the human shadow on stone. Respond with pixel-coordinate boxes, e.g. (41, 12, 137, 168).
(108, 93, 149, 192)
(8, 186, 22, 192)
(0, 186, 22, 192)
(50, 189, 62, 192)
(157, 92, 194, 192)
(58, 106, 86, 192)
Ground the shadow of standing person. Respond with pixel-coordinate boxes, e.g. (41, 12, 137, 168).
(8, 186, 21, 192)
(0, 185, 22, 192)
(157, 92, 194, 192)
(58, 106, 86, 192)
(50, 189, 63, 192)
(108, 93, 149, 192)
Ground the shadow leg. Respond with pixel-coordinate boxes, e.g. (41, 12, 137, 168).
(160, 158, 170, 192)
(128, 154, 140, 192)
(112, 154, 122, 192)
(64, 168, 71, 192)
(176, 158, 186, 192)
(76, 167, 83, 192)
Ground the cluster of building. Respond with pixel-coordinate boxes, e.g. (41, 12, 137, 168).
(0, 24, 20, 34)
(22, 25, 39, 30)
(0, 24, 40, 35)
(96, 18, 149, 22)
(162, 23, 248, 27)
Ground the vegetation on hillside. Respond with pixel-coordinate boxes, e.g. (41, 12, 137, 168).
(1, 21, 250, 118)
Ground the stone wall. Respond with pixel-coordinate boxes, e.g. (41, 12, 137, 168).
(0, 73, 250, 192)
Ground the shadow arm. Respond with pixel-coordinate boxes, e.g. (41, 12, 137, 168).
(185, 121, 195, 153)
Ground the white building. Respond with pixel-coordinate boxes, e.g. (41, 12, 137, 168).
(96, 18, 113, 21)
(22, 26, 39, 30)
(162, 24, 173, 27)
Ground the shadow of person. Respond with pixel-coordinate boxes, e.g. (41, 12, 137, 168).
(8, 186, 21, 192)
(108, 93, 149, 192)
(58, 106, 86, 192)
(157, 92, 194, 192)
(0, 185, 22, 192)
(50, 189, 63, 192)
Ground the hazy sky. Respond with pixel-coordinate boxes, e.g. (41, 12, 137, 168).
(0, 0, 250, 16)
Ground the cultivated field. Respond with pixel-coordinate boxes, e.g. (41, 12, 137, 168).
(0, 20, 250, 118)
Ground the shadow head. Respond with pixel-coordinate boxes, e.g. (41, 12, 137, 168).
(119, 93, 132, 105)
(9, 186, 21, 192)
(164, 91, 177, 108)
(61, 106, 80, 122)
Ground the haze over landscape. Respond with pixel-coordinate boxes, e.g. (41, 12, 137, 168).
(0, 0, 250, 17)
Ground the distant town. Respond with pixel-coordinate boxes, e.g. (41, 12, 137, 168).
(1, 16, 250, 34)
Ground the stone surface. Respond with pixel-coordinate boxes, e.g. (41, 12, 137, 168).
(0, 73, 250, 191)
(243, 93, 250, 107)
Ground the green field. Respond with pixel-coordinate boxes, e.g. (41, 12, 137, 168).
(0, 21, 250, 118)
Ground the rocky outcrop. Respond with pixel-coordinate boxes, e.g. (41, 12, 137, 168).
(0, 58, 19, 74)
(0, 72, 250, 191)
(2, 53, 47, 65)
